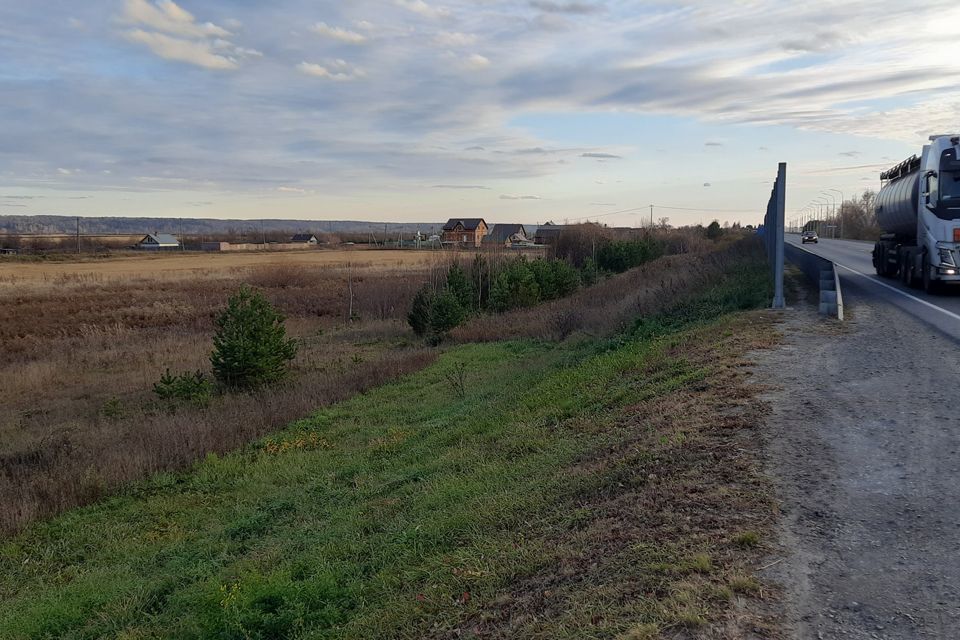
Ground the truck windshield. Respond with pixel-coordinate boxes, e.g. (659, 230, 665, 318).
(942, 171, 960, 203)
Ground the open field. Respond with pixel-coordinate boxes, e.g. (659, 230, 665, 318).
(0, 248, 452, 283)
(0, 247, 783, 638)
(1, 253, 450, 535)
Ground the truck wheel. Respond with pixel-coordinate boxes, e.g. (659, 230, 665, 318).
(874, 245, 887, 276)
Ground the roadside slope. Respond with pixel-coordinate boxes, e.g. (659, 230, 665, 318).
(1, 251, 783, 639)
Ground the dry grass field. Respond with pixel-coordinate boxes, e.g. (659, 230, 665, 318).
(0, 250, 461, 535)
(0, 248, 446, 283)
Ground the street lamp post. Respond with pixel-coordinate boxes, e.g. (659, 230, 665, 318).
(827, 188, 844, 238)
(820, 192, 837, 238)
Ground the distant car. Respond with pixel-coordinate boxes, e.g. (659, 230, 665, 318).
(801, 230, 819, 244)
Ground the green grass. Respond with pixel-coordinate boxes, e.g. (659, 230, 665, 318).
(0, 254, 775, 639)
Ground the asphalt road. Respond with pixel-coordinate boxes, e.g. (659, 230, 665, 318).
(785, 235, 960, 341)
(760, 236, 960, 638)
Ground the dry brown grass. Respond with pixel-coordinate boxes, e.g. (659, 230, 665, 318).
(0, 258, 442, 536)
(0, 247, 449, 283)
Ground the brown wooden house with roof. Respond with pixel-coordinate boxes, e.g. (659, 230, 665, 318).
(441, 218, 488, 248)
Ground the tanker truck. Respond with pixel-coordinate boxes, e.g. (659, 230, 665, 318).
(873, 134, 960, 292)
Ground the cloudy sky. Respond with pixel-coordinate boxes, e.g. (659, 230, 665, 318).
(2, 0, 959, 226)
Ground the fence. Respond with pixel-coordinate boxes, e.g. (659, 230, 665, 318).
(761, 162, 786, 308)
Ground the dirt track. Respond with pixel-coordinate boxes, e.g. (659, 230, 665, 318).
(757, 280, 960, 638)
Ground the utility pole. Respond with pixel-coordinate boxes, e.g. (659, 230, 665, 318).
(76, 216, 80, 254)
(649, 204, 654, 228)
(180, 218, 185, 251)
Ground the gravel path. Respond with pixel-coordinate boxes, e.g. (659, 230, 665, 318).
(756, 278, 960, 639)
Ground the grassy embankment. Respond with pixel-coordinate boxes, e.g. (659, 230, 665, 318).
(0, 245, 780, 639)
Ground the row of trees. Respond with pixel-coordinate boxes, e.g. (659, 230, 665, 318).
(408, 234, 672, 340)
(407, 256, 583, 339)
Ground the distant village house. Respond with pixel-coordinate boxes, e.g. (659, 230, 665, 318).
(534, 224, 564, 245)
(137, 233, 180, 250)
(290, 233, 318, 244)
(441, 218, 488, 248)
(483, 224, 530, 247)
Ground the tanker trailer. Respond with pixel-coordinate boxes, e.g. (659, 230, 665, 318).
(873, 134, 960, 292)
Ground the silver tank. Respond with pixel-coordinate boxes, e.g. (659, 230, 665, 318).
(875, 171, 919, 237)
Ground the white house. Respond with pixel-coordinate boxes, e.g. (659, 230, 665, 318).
(137, 233, 180, 250)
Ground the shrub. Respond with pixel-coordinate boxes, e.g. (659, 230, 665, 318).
(210, 286, 298, 390)
(490, 259, 541, 312)
(706, 220, 722, 239)
(446, 263, 475, 311)
(529, 258, 580, 300)
(580, 257, 600, 286)
(408, 285, 434, 337)
(430, 290, 466, 335)
(153, 369, 213, 405)
(595, 238, 663, 273)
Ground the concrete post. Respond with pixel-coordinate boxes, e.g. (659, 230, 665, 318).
(772, 162, 786, 309)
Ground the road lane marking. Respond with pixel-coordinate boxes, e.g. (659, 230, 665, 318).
(833, 263, 960, 323)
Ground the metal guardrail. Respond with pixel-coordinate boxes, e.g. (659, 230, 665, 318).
(760, 163, 786, 308)
(784, 242, 844, 320)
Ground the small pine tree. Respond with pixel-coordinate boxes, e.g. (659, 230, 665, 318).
(408, 285, 434, 336)
(430, 290, 466, 334)
(210, 286, 298, 390)
(490, 259, 541, 311)
(446, 263, 475, 310)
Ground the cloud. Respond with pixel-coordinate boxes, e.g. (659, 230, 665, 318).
(838, 150, 861, 157)
(465, 145, 485, 151)
(530, 1, 603, 14)
(395, 0, 450, 19)
(121, 0, 257, 69)
(310, 22, 367, 44)
(704, 141, 723, 147)
(125, 29, 239, 69)
(464, 54, 490, 69)
(432, 184, 490, 189)
(703, 182, 712, 187)
(122, 0, 230, 38)
(297, 59, 365, 80)
(435, 31, 478, 47)
(581, 152, 621, 159)
(500, 194, 541, 200)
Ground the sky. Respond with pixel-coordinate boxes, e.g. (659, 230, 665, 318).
(2, 0, 959, 227)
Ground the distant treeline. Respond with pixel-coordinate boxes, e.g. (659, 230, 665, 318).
(0, 214, 443, 237)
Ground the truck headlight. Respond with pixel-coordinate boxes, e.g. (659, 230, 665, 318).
(939, 249, 957, 267)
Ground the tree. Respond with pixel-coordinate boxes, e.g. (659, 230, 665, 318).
(446, 263, 475, 310)
(471, 254, 489, 309)
(529, 258, 580, 300)
(490, 259, 540, 311)
(430, 290, 465, 334)
(408, 285, 434, 336)
(210, 286, 298, 390)
(706, 220, 722, 239)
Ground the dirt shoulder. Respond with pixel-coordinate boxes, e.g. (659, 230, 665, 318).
(755, 278, 960, 638)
